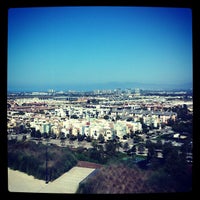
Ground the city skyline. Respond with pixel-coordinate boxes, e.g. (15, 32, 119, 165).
(7, 6, 193, 92)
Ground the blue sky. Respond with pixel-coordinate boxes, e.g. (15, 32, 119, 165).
(7, 6, 192, 91)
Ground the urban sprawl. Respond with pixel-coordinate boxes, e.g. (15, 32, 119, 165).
(7, 88, 193, 161)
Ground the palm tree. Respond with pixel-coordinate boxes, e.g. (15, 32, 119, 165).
(138, 143, 145, 154)
(123, 142, 129, 152)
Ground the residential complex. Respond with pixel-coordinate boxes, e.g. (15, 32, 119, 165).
(7, 88, 193, 157)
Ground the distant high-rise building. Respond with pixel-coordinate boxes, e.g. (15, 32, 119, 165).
(135, 88, 140, 96)
(115, 88, 121, 95)
(125, 88, 132, 95)
(48, 89, 54, 94)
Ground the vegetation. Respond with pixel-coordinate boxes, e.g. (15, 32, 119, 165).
(169, 104, 193, 135)
(77, 139, 192, 193)
(73, 140, 125, 165)
(8, 128, 192, 193)
(8, 140, 77, 181)
(77, 158, 192, 194)
(77, 163, 178, 194)
(7, 138, 125, 180)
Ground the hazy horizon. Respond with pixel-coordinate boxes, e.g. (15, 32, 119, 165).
(8, 81, 192, 93)
(8, 6, 192, 92)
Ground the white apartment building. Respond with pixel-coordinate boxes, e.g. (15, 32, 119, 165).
(114, 122, 126, 139)
(131, 121, 142, 132)
(55, 108, 66, 117)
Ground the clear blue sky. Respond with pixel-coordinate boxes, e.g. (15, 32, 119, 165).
(7, 6, 192, 91)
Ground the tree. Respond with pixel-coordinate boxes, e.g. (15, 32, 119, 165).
(60, 132, 66, 146)
(18, 111, 25, 115)
(142, 123, 148, 134)
(123, 142, 129, 152)
(86, 135, 92, 142)
(162, 142, 173, 161)
(130, 130, 134, 138)
(39, 110, 45, 114)
(50, 132, 57, 139)
(123, 134, 128, 140)
(126, 117, 133, 122)
(30, 128, 36, 137)
(155, 139, 162, 150)
(43, 132, 49, 139)
(105, 140, 117, 156)
(60, 137, 66, 146)
(77, 133, 84, 142)
(95, 111, 99, 119)
(22, 135, 27, 142)
(115, 140, 121, 152)
(116, 115, 121, 120)
(138, 143, 145, 154)
(133, 135, 142, 144)
(98, 133, 105, 143)
(146, 141, 156, 160)
(145, 139, 152, 148)
(89, 148, 101, 162)
(91, 140, 98, 149)
(127, 145, 137, 156)
(104, 115, 109, 120)
(35, 130, 42, 139)
(71, 114, 79, 119)
(19, 125, 25, 133)
(135, 130, 141, 135)
(167, 118, 175, 126)
(162, 144, 191, 191)
(69, 134, 77, 141)
(161, 123, 166, 129)
(60, 132, 66, 139)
